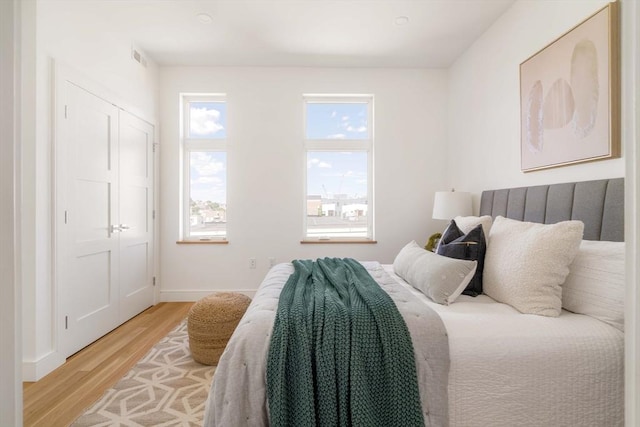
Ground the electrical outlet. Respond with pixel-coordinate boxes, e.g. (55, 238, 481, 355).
(269, 257, 276, 267)
(249, 258, 256, 269)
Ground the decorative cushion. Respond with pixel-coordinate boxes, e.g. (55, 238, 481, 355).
(436, 215, 493, 252)
(483, 216, 584, 317)
(436, 220, 486, 296)
(393, 240, 477, 305)
(562, 240, 624, 331)
(453, 215, 493, 238)
(188, 292, 252, 365)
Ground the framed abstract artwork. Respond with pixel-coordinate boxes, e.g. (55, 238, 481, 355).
(520, 2, 619, 172)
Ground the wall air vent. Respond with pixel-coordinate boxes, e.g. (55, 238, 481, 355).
(131, 46, 148, 68)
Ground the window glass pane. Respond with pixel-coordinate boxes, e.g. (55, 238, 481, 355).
(189, 102, 227, 139)
(306, 102, 369, 140)
(306, 151, 368, 238)
(189, 151, 227, 237)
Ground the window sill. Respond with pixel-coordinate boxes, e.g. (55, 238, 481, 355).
(300, 239, 377, 244)
(176, 240, 229, 245)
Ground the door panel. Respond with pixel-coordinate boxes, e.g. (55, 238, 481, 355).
(59, 81, 120, 357)
(120, 186, 148, 234)
(74, 251, 112, 319)
(118, 110, 155, 322)
(120, 125, 149, 178)
(76, 109, 112, 176)
(74, 180, 111, 242)
(120, 243, 149, 295)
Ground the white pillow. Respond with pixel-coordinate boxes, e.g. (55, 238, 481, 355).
(453, 215, 493, 239)
(562, 240, 624, 331)
(483, 216, 584, 317)
(393, 241, 477, 305)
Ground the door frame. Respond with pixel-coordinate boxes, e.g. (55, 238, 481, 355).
(0, 0, 22, 424)
(624, 0, 640, 424)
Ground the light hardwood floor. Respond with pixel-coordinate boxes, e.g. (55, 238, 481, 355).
(23, 302, 194, 427)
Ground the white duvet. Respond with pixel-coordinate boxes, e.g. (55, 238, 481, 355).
(382, 265, 624, 427)
(204, 262, 624, 427)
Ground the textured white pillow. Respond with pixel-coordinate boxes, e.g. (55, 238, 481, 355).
(562, 240, 624, 331)
(483, 216, 584, 317)
(453, 215, 493, 239)
(393, 241, 477, 305)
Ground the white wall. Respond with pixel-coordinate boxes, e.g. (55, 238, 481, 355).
(159, 67, 448, 299)
(22, 0, 159, 380)
(447, 0, 623, 208)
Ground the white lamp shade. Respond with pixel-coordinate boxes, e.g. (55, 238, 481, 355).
(432, 191, 472, 220)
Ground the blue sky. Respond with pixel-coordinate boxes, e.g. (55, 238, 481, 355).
(307, 152, 367, 198)
(190, 151, 227, 204)
(306, 102, 369, 199)
(188, 102, 227, 204)
(306, 102, 369, 139)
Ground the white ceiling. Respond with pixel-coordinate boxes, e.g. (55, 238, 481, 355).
(49, 0, 516, 68)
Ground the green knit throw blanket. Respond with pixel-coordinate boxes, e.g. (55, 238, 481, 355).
(266, 258, 424, 427)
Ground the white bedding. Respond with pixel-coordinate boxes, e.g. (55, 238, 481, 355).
(204, 262, 624, 427)
(204, 261, 449, 427)
(382, 265, 624, 427)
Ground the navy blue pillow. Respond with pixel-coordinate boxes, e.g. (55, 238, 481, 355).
(436, 220, 486, 296)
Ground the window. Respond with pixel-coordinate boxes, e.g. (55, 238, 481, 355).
(303, 95, 374, 241)
(181, 95, 228, 241)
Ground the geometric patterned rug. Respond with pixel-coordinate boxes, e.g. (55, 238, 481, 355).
(71, 320, 215, 427)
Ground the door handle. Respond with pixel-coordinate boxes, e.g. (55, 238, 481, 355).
(109, 224, 131, 234)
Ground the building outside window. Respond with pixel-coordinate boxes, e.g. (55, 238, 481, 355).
(181, 94, 227, 241)
(303, 95, 374, 241)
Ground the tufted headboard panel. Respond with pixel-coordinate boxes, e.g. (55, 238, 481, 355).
(479, 178, 624, 242)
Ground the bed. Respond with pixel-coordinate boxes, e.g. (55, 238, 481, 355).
(203, 178, 624, 427)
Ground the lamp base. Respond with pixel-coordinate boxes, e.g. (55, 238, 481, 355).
(425, 233, 442, 252)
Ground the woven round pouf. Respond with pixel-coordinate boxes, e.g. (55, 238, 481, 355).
(187, 292, 251, 365)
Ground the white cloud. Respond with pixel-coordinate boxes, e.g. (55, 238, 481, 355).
(193, 176, 223, 185)
(190, 106, 224, 136)
(331, 111, 337, 118)
(347, 125, 367, 133)
(327, 133, 346, 139)
(307, 157, 332, 169)
(191, 156, 225, 176)
(341, 115, 349, 121)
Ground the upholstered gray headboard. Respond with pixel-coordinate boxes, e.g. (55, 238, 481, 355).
(479, 178, 624, 242)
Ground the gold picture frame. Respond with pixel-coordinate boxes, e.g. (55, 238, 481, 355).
(520, 2, 619, 172)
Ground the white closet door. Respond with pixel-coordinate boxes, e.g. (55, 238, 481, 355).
(58, 81, 120, 357)
(118, 110, 155, 322)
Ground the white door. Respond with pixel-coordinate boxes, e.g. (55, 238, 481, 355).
(57, 77, 156, 358)
(118, 110, 155, 323)
(58, 81, 120, 357)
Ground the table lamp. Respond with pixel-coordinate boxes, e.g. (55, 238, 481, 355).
(426, 190, 472, 251)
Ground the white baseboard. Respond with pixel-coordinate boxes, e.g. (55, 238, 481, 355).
(160, 289, 257, 302)
(22, 350, 65, 382)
